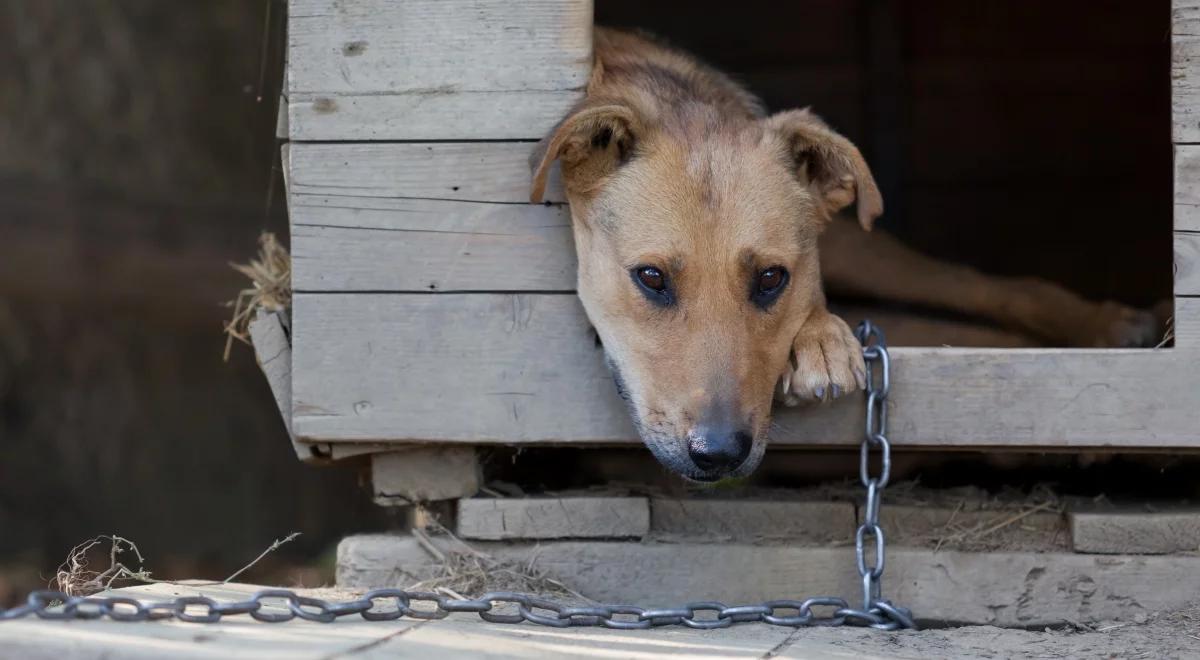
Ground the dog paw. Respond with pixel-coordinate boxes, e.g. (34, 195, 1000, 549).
(777, 312, 866, 406)
(1082, 301, 1162, 348)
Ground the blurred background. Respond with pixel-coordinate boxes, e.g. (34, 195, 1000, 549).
(0, 1, 384, 606)
(0, 0, 1175, 606)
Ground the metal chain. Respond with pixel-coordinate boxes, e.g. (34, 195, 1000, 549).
(0, 321, 914, 631)
(0, 588, 914, 629)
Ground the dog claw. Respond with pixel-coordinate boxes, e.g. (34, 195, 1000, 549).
(784, 311, 866, 405)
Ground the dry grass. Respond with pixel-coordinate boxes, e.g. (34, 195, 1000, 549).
(223, 231, 291, 361)
(931, 499, 1063, 552)
(407, 513, 592, 603)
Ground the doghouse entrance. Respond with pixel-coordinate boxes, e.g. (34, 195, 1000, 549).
(282, 0, 1200, 453)
(596, 0, 1173, 348)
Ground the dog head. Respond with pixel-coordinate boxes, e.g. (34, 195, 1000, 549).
(532, 102, 881, 481)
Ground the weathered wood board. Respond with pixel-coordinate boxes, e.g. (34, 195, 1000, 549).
(1176, 145, 1200, 232)
(8, 580, 1198, 659)
(1176, 296, 1200, 347)
(287, 0, 591, 140)
(291, 292, 1200, 447)
(1175, 1, 1200, 143)
(338, 534, 1200, 628)
(287, 142, 568, 292)
(290, 198, 573, 292)
(248, 310, 317, 461)
(372, 448, 480, 503)
(650, 499, 854, 544)
(458, 497, 650, 540)
(288, 142, 565, 204)
(1071, 506, 1200, 555)
(1175, 232, 1200, 295)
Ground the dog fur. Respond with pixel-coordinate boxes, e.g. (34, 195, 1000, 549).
(531, 28, 1162, 481)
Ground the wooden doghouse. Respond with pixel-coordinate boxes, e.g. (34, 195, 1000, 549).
(253, 0, 1200, 626)
(272, 0, 1200, 495)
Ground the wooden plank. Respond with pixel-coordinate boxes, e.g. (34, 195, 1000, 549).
(1176, 296, 1200, 347)
(248, 309, 323, 462)
(292, 293, 1200, 447)
(1175, 1, 1200, 143)
(290, 197, 573, 292)
(1071, 506, 1200, 554)
(287, 142, 570, 292)
(275, 95, 288, 140)
(292, 293, 634, 443)
(393, 615, 799, 660)
(288, 142, 564, 203)
(650, 499, 854, 543)
(373, 448, 479, 503)
(458, 497, 649, 540)
(1176, 145, 1200, 231)
(280, 143, 292, 216)
(286, 0, 591, 140)
(1176, 231, 1200, 295)
(0, 582, 424, 660)
(6, 579, 1195, 659)
(337, 534, 1200, 627)
(289, 92, 584, 141)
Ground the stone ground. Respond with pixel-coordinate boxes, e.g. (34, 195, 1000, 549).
(1, 583, 1198, 659)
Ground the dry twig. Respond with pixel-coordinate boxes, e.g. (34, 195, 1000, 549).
(53, 532, 301, 596)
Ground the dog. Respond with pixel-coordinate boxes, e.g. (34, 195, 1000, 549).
(530, 28, 1162, 482)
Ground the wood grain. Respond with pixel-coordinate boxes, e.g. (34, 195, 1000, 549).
(287, 142, 571, 291)
(288, 142, 564, 204)
(372, 448, 479, 503)
(292, 293, 1200, 447)
(248, 310, 313, 461)
(458, 497, 650, 540)
(1175, 1, 1200, 143)
(1176, 231, 1200, 295)
(1071, 507, 1200, 554)
(650, 499, 854, 543)
(1176, 296, 1200, 347)
(287, 0, 591, 140)
(1177, 145, 1200, 231)
(290, 196, 574, 292)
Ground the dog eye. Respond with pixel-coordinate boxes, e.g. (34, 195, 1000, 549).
(751, 266, 789, 309)
(631, 265, 673, 306)
(758, 268, 784, 292)
(636, 266, 666, 291)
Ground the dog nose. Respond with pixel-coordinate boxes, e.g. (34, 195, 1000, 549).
(687, 428, 753, 473)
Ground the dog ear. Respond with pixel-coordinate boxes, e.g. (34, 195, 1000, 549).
(766, 109, 883, 230)
(530, 101, 639, 203)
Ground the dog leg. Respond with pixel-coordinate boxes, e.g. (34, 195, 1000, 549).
(778, 309, 866, 405)
(818, 218, 1161, 347)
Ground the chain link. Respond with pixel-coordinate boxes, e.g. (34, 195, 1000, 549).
(0, 321, 914, 631)
(0, 588, 914, 630)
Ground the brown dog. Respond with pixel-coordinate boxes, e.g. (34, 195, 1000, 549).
(530, 28, 1160, 481)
